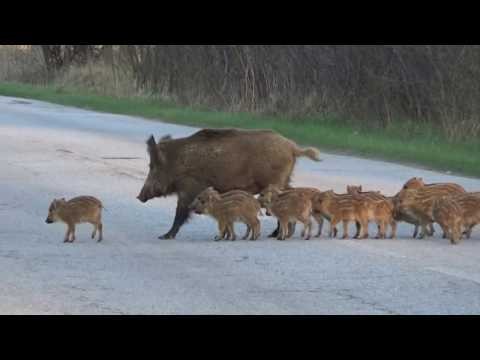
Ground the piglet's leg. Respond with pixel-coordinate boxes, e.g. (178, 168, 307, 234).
(69, 224, 76, 243)
(64, 227, 71, 243)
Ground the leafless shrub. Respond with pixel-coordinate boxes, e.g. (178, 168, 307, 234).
(0, 45, 47, 83)
(4, 45, 480, 142)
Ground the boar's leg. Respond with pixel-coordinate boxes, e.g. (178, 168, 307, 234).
(159, 195, 195, 239)
(270, 221, 295, 238)
(226, 222, 237, 241)
(389, 221, 397, 239)
(353, 221, 361, 239)
(214, 222, 227, 241)
(69, 224, 76, 243)
(287, 222, 296, 238)
(277, 220, 288, 241)
(313, 215, 324, 238)
(302, 217, 312, 240)
(91, 224, 97, 240)
(251, 218, 261, 241)
(242, 224, 251, 240)
(342, 220, 350, 239)
(418, 224, 429, 239)
(269, 221, 281, 238)
(64, 227, 71, 243)
(97, 222, 103, 242)
(329, 217, 338, 238)
(465, 225, 474, 239)
(412, 225, 419, 239)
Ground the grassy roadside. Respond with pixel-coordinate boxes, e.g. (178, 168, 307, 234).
(0, 81, 479, 178)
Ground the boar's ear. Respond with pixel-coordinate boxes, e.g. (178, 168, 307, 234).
(147, 135, 167, 166)
(147, 135, 157, 149)
(146, 135, 159, 163)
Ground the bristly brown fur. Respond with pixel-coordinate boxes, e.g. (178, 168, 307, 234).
(433, 197, 464, 244)
(396, 184, 466, 239)
(191, 187, 261, 241)
(45, 196, 104, 243)
(258, 187, 313, 241)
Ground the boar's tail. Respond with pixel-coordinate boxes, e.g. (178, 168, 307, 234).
(294, 146, 321, 162)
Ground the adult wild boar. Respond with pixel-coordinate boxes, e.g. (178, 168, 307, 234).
(137, 128, 321, 239)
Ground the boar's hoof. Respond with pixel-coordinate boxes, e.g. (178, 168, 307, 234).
(159, 233, 176, 240)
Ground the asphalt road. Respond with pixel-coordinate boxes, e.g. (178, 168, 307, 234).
(1, 95, 480, 315)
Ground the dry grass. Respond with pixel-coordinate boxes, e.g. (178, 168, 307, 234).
(0, 45, 46, 83)
(53, 62, 137, 98)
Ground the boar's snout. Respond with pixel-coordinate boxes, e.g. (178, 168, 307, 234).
(137, 186, 152, 203)
(45, 218, 53, 224)
(137, 193, 148, 203)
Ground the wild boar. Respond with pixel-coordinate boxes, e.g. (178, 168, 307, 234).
(137, 129, 321, 239)
(258, 185, 323, 238)
(394, 180, 465, 238)
(432, 197, 464, 244)
(259, 189, 312, 241)
(191, 187, 261, 241)
(450, 193, 480, 240)
(45, 196, 104, 243)
(396, 185, 465, 239)
(402, 177, 465, 193)
(346, 185, 397, 239)
(312, 191, 369, 239)
(390, 193, 426, 239)
(190, 187, 261, 240)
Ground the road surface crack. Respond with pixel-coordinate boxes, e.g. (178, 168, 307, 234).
(335, 289, 399, 315)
